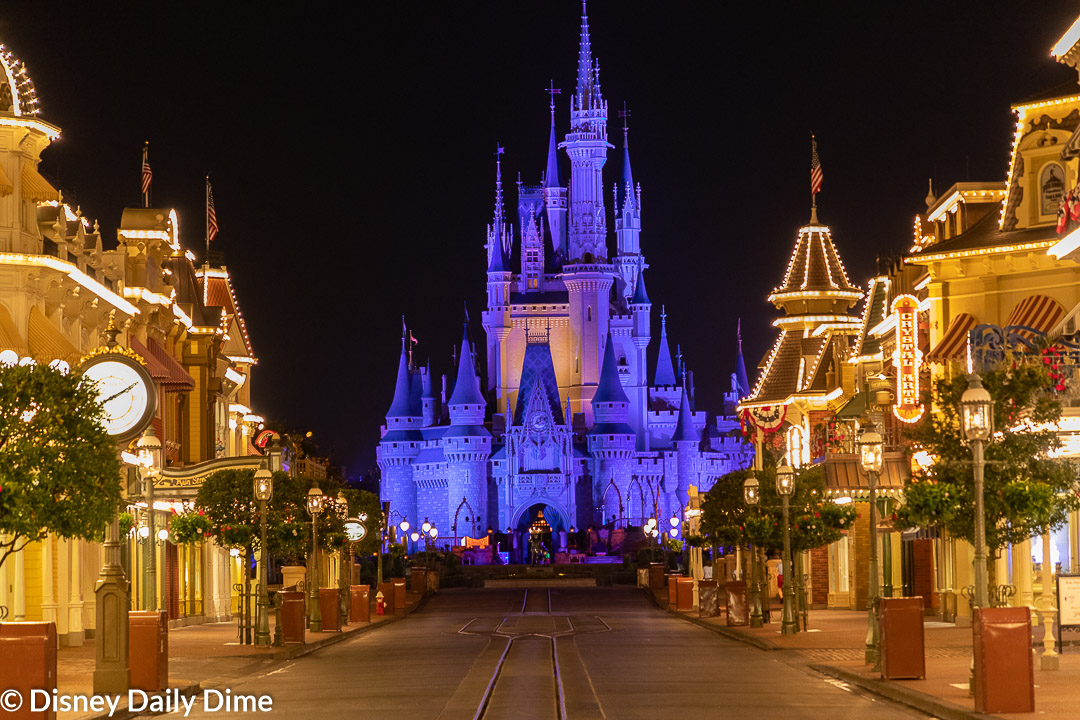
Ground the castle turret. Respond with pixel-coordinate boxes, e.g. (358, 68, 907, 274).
(653, 305, 676, 387)
(670, 385, 699, 510)
(377, 338, 423, 525)
(483, 154, 514, 404)
(614, 116, 643, 302)
(588, 334, 634, 524)
(443, 331, 492, 534)
(627, 264, 652, 447)
(421, 361, 438, 427)
(543, 91, 567, 261)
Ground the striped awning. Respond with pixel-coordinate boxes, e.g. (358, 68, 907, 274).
(926, 313, 977, 363)
(0, 162, 12, 197)
(0, 303, 27, 354)
(130, 337, 195, 392)
(1005, 294, 1065, 341)
(21, 162, 58, 203)
(27, 306, 79, 362)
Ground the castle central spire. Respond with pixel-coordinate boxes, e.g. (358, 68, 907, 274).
(577, 1, 595, 104)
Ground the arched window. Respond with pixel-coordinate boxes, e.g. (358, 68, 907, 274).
(587, 306, 592, 322)
(1041, 162, 1066, 216)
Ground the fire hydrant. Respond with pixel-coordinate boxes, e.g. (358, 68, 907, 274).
(376, 590, 385, 616)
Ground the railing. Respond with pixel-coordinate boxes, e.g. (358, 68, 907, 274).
(961, 584, 1017, 614)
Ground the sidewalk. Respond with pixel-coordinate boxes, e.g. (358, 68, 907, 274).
(648, 587, 1079, 720)
(58, 590, 424, 720)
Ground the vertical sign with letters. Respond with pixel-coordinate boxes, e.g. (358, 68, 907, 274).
(892, 294, 924, 423)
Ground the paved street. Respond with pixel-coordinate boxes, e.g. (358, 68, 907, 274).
(160, 587, 928, 719)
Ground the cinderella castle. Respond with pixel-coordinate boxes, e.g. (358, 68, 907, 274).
(377, 4, 751, 545)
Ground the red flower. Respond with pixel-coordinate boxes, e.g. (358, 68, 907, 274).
(198, 509, 205, 516)
(814, 512, 821, 518)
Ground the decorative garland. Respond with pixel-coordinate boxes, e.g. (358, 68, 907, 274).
(740, 405, 787, 437)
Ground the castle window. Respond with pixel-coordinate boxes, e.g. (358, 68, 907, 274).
(587, 307, 592, 322)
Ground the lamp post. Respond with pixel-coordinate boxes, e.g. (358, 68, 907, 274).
(136, 428, 163, 611)
(337, 492, 350, 629)
(859, 427, 884, 670)
(960, 373, 993, 610)
(742, 473, 764, 628)
(306, 485, 325, 632)
(776, 465, 797, 635)
(253, 463, 273, 647)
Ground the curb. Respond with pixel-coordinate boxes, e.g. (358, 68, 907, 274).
(639, 587, 780, 652)
(808, 663, 1005, 720)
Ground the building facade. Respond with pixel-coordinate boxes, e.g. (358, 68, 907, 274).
(0, 39, 267, 640)
(377, 6, 751, 543)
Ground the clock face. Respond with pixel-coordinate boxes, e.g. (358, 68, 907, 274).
(529, 411, 549, 434)
(81, 355, 156, 439)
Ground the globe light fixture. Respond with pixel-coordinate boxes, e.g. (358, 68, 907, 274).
(776, 464, 796, 635)
(156, 528, 169, 542)
(742, 474, 760, 505)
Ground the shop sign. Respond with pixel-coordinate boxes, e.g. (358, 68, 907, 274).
(892, 295, 924, 423)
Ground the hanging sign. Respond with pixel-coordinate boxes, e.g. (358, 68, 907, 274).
(892, 295, 924, 423)
(344, 521, 367, 542)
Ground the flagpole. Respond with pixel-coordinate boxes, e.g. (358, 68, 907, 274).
(205, 176, 210, 264)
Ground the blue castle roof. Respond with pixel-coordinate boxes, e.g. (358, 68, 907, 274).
(593, 334, 628, 404)
(449, 332, 485, 407)
(631, 265, 650, 305)
(654, 308, 677, 387)
(386, 343, 418, 418)
(670, 386, 698, 444)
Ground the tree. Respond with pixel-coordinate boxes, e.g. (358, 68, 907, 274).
(895, 360, 1080, 555)
(701, 464, 855, 553)
(0, 363, 122, 570)
(337, 488, 383, 557)
(193, 469, 346, 562)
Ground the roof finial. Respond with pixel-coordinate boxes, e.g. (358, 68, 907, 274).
(925, 178, 937, 208)
(577, 0, 594, 101)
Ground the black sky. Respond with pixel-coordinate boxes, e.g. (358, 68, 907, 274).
(3, 1, 1079, 475)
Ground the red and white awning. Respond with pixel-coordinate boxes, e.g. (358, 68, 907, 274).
(926, 313, 977, 363)
(1005, 294, 1066, 341)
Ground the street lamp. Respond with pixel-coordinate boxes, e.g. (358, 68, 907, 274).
(742, 473, 764, 628)
(136, 428, 163, 611)
(776, 464, 796, 636)
(336, 491, 350, 630)
(306, 485, 325, 632)
(960, 373, 993, 610)
(858, 427, 884, 670)
(253, 464, 273, 647)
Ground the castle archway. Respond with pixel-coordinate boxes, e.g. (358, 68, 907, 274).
(511, 497, 572, 534)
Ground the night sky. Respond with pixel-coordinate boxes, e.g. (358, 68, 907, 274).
(3, 2, 1079, 476)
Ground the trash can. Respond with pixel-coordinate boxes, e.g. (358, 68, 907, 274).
(725, 580, 749, 626)
(128, 610, 168, 692)
(411, 566, 428, 594)
(392, 579, 406, 611)
(0, 621, 57, 719)
(378, 582, 395, 613)
(350, 585, 370, 623)
(676, 577, 695, 611)
(698, 580, 719, 618)
(319, 588, 341, 632)
(649, 563, 665, 590)
(281, 590, 306, 644)
(667, 574, 680, 609)
(973, 606, 1035, 714)
(879, 597, 925, 679)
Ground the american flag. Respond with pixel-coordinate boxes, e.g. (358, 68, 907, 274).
(141, 145, 152, 202)
(810, 136, 823, 196)
(206, 180, 219, 242)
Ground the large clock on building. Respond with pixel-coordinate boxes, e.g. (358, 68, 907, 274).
(529, 410, 549, 435)
(80, 352, 157, 442)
